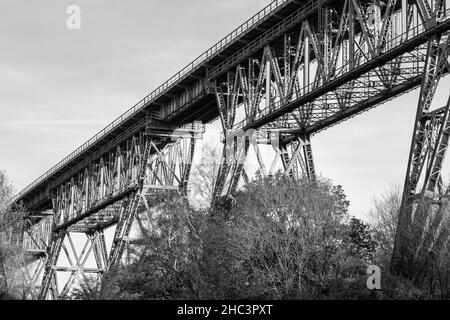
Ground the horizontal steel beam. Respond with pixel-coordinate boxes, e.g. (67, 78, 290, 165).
(53, 186, 138, 232)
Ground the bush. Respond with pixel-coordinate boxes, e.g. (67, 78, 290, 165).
(79, 175, 390, 300)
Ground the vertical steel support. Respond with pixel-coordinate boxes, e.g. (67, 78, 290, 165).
(392, 31, 450, 279)
(304, 31, 310, 92)
(281, 134, 316, 181)
(107, 192, 142, 271)
(35, 122, 203, 299)
(38, 230, 65, 300)
(402, 0, 408, 36)
(212, 75, 248, 207)
(91, 230, 108, 272)
(349, 0, 356, 70)
(266, 48, 272, 110)
(213, 133, 250, 207)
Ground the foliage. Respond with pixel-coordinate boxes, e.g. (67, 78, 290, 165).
(368, 185, 450, 299)
(62, 145, 449, 301)
(0, 170, 29, 300)
(367, 185, 401, 269)
(0, 171, 14, 215)
(68, 275, 107, 300)
(345, 217, 377, 263)
(207, 174, 352, 299)
(85, 174, 390, 300)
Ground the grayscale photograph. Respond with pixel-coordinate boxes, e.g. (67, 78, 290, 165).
(0, 0, 449, 309)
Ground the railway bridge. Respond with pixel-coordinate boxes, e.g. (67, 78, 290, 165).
(5, 0, 450, 299)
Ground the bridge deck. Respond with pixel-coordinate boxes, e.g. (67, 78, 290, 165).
(16, 0, 449, 210)
(13, 0, 309, 208)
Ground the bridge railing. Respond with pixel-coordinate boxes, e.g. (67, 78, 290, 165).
(208, 0, 324, 79)
(13, 0, 293, 203)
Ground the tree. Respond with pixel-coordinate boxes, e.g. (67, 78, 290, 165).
(87, 175, 438, 300)
(0, 170, 28, 300)
(367, 185, 401, 269)
(189, 143, 221, 209)
(72, 194, 207, 300)
(0, 171, 14, 215)
(368, 185, 450, 299)
(205, 174, 371, 300)
(0, 170, 15, 298)
(345, 217, 377, 263)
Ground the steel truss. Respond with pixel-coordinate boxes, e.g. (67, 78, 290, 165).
(211, 0, 425, 202)
(212, 70, 317, 205)
(212, 0, 450, 133)
(210, 0, 450, 283)
(22, 119, 205, 300)
(14, 0, 450, 298)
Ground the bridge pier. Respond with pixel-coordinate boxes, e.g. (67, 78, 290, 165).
(212, 129, 317, 208)
(21, 256, 45, 300)
(211, 69, 317, 207)
(392, 28, 450, 283)
(31, 121, 205, 299)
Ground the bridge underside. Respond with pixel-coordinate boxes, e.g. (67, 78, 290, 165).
(10, 0, 450, 298)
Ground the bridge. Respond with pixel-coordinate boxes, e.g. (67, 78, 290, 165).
(8, 0, 450, 299)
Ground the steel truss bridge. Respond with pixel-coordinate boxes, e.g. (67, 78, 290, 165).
(5, 0, 450, 299)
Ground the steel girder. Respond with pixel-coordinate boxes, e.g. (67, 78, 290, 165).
(211, 131, 317, 207)
(211, 0, 420, 205)
(212, 69, 317, 206)
(32, 121, 204, 299)
(38, 230, 64, 300)
(209, 0, 450, 284)
(21, 256, 46, 299)
(209, 0, 450, 134)
(22, 215, 52, 255)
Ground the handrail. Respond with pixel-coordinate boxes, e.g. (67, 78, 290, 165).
(208, 0, 323, 79)
(12, 0, 293, 203)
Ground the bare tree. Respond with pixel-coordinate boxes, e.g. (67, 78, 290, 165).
(0, 171, 13, 215)
(0, 170, 14, 297)
(0, 170, 28, 299)
(368, 184, 450, 298)
(204, 174, 354, 299)
(367, 184, 401, 268)
(189, 143, 221, 209)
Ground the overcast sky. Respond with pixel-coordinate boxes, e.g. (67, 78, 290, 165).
(1, 0, 450, 220)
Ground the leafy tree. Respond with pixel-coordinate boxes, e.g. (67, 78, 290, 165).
(78, 174, 449, 300)
(345, 217, 377, 263)
(93, 174, 380, 300)
(206, 174, 352, 299)
(73, 194, 207, 300)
